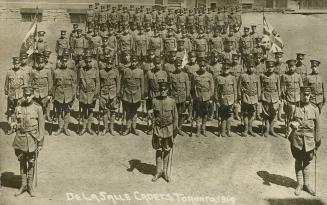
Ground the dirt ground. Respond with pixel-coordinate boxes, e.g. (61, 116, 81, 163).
(1, 13, 327, 205)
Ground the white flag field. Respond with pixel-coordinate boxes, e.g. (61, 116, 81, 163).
(20, 17, 38, 56)
(263, 16, 284, 51)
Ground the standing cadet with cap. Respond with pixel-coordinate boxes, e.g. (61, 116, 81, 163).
(169, 57, 190, 136)
(144, 56, 168, 134)
(295, 53, 308, 79)
(230, 53, 243, 120)
(121, 55, 144, 136)
(35, 31, 48, 55)
(78, 52, 100, 135)
(238, 59, 261, 137)
(191, 57, 214, 137)
(5, 57, 30, 134)
(29, 55, 53, 122)
(69, 24, 79, 49)
(304, 59, 325, 113)
(99, 57, 120, 136)
(288, 86, 321, 196)
(55, 30, 69, 59)
(20, 53, 32, 78)
(281, 59, 303, 137)
(239, 27, 253, 63)
(86, 4, 95, 29)
(274, 51, 287, 122)
(11, 85, 44, 197)
(151, 81, 178, 183)
(215, 59, 237, 137)
(53, 54, 77, 136)
(260, 59, 280, 137)
(72, 29, 88, 62)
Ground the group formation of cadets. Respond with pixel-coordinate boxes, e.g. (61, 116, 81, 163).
(4, 2, 324, 191)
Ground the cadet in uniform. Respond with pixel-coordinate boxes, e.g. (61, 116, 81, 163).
(55, 30, 69, 59)
(215, 59, 237, 137)
(118, 27, 134, 56)
(69, 24, 79, 49)
(194, 29, 208, 58)
(5, 57, 29, 134)
(238, 59, 261, 137)
(86, 4, 95, 29)
(78, 53, 100, 135)
(133, 27, 149, 58)
(72, 29, 88, 62)
(145, 56, 168, 134)
(239, 27, 253, 63)
(289, 86, 321, 196)
(295, 53, 308, 79)
(260, 59, 280, 137)
(149, 29, 164, 56)
(274, 51, 287, 122)
(35, 31, 48, 55)
(53, 55, 77, 136)
(151, 81, 178, 183)
(209, 29, 224, 54)
(304, 59, 325, 113)
(230, 53, 243, 120)
(168, 58, 190, 136)
(29, 55, 53, 121)
(191, 58, 214, 137)
(99, 57, 120, 136)
(121, 55, 144, 135)
(11, 86, 44, 197)
(281, 59, 303, 136)
(19, 53, 32, 78)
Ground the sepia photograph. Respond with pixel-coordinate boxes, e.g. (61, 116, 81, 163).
(0, 0, 326, 204)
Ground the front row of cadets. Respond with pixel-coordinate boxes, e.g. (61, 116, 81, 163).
(5, 51, 325, 139)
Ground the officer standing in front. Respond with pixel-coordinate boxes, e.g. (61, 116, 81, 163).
(11, 86, 44, 197)
(151, 82, 178, 183)
(289, 86, 321, 196)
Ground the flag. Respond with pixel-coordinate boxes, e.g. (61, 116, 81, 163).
(20, 13, 38, 55)
(263, 16, 284, 50)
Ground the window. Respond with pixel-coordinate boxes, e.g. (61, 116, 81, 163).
(20, 8, 43, 22)
(67, 9, 87, 23)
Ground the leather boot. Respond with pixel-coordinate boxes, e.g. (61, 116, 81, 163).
(123, 119, 132, 136)
(27, 163, 36, 197)
(178, 128, 186, 136)
(109, 114, 117, 136)
(242, 117, 249, 137)
(248, 117, 256, 137)
(63, 113, 70, 136)
(277, 104, 284, 122)
(131, 115, 139, 136)
(226, 118, 232, 137)
(79, 118, 87, 136)
(195, 123, 201, 137)
(87, 116, 96, 135)
(15, 162, 27, 197)
(221, 120, 227, 137)
(303, 161, 316, 196)
(269, 120, 278, 137)
(162, 150, 171, 183)
(234, 103, 241, 120)
(152, 150, 163, 182)
(101, 113, 109, 136)
(264, 120, 270, 137)
(294, 160, 303, 196)
(54, 115, 64, 136)
(201, 115, 207, 137)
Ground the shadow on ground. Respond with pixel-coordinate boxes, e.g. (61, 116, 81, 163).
(1, 172, 20, 189)
(266, 198, 325, 205)
(257, 171, 297, 188)
(127, 159, 156, 176)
